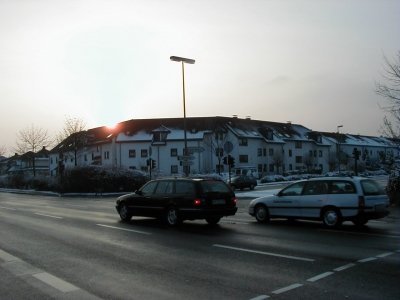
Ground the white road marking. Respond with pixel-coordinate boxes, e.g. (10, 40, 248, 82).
(319, 229, 400, 239)
(97, 224, 152, 235)
(358, 257, 377, 263)
(307, 272, 334, 282)
(0, 249, 20, 262)
(249, 295, 270, 300)
(34, 213, 63, 219)
(334, 263, 356, 272)
(33, 272, 79, 293)
(376, 252, 394, 258)
(213, 244, 314, 262)
(272, 283, 303, 294)
(0, 206, 17, 210)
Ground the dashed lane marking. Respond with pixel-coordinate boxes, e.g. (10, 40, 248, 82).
(249, 295, 270, 300)
(0, 206, 17, 211)
(334, 263, 356, 272)
(34, 213, 63, 219)
(376, 252, 394, 258)
(97, 224, 152, 235)
(358, 257, 377, 263)
(33, 272, 79, 293)
(213, 244, 314, 262)
(307, 271, 334, 282)
(272, 283, 303, 295)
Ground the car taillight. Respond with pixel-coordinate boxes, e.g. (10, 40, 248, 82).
(358, 196, 365, 209)
(232, 197, 237, 205)
(193, 199, 202, 206)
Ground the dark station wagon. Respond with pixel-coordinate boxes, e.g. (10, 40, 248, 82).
(116, 177, 238, 226)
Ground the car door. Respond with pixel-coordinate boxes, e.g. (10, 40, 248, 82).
(269, 181, 306, 217)
(299, 180, 329, 218)
(129, 180, 158, 215)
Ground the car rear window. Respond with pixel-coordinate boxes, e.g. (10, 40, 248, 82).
(200, 181, 231, 193)
(360, 179, 385, 196)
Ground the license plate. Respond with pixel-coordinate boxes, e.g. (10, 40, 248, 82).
(212, 199, 225, 205)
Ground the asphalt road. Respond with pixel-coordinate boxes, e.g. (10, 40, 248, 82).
(0, 190, 399, 300)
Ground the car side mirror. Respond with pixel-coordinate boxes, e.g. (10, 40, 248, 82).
(135, 190, 143, 195)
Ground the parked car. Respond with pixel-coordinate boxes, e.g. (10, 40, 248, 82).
(248, 177, 389, 228)
(229, 175, 257, 190)
(260, 175, 286, 183)
(116, 177, 237, 226)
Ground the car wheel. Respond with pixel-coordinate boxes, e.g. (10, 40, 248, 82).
(206, 216, 221, 225)
(118, 204, 132, 222)
(322, 208, 342, 228)
(165, 206, 180, 226)
(255, 205, 270, 223)
(352, 218, 368, 226)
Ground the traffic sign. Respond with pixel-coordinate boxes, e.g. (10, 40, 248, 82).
(186, 147, 205, 154)
(177, 155, 195, 161)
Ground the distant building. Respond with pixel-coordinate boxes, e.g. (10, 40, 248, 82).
(48, 116, 399, 177)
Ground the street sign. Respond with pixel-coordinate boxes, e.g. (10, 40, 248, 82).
(223, 141, 233, 154)
(186, 147, 205, 154)
(177, 155, 195, 161)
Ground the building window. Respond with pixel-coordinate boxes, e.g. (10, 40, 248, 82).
(84, 154, 87, 162)
(257, 148, 262, 157)
(104, 151, 110, 160)
(269, 148, 274, 156)
(239, 155, 248, 163)
(153, 132, 167, 144)
(170, 148, 178, 157)
(129, 149, 136, 158)
(319, 150, 322, 157)
(263, 148, 267, 156)
(239, 138, 248, 146)
(141, 149, 148, 158)
(295, 141, 302, 149)
(295, 156, 302, 163)
(171, 165, 178, 174)
(314, 150, 317, 157)
(269, 164, 274, 172)
(215, 148, 224, 157)
(258, 164, 263, 173)
(289, 149, 292, 157)
(289, 164, 293, 170)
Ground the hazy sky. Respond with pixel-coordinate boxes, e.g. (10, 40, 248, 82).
(1, 0, 399, 155)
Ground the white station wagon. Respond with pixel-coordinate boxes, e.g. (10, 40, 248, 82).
(248, 177, 390, 228)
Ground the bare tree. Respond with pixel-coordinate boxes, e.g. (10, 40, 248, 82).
(376, 51, 400, 138)
(0, 145, 7, 157)
(56, 116, 87, 144)
(15, 124, 51, 176)
(56, 116, 87, 167)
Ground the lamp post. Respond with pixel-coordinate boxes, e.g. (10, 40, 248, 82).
(337, 125, 343, 173)
(170, 56, 195, 176)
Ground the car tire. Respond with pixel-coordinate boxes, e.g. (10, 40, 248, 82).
(322, 207, 342, 228)
(118, 204, 132, 222)
(206, 216, 221, 225)
(255, 205, 270, 223)
(165, 206, 180, 226)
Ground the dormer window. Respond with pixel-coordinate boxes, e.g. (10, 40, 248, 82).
(266, 129, 273, 140)
(152, 125, 170, 145)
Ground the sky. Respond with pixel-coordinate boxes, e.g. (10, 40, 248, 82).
(0, 0, 399, 156)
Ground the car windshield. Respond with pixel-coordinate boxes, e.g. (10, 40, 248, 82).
(200, 181, 231, 193)
(360, 179, 385, 196)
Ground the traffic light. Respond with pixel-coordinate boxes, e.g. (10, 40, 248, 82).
(223, 156, 228, 165)
(151, 159, 156, 169)
(228, 155, 235, 168)
(146, 158, 151, 166)
(352, 148, 360, 160)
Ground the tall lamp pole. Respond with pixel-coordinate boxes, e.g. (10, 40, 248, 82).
(170, 56, 195, 176)
(337, 125, 343, 173)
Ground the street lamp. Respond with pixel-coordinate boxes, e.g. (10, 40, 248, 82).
(337, 125, 343, 172)
(170, 56, 195, 176)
